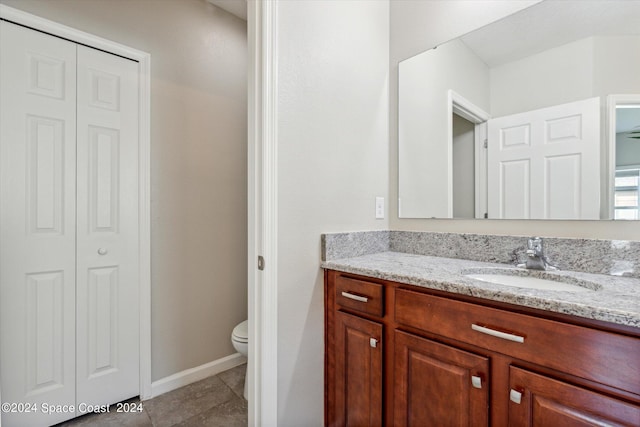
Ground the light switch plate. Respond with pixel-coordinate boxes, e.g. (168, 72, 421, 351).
(375, 197, 384, 219)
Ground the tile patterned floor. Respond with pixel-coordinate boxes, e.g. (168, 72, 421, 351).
(56, 364, 247, 427)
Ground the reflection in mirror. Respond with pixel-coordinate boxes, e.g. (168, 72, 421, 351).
(398, 0, 640, 220)
(614, 105, 640, 219)
(452, 114, 475, 218)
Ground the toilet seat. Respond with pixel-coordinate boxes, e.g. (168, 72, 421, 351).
(232, 320, 248, 343)
(229, 319, 249, 400)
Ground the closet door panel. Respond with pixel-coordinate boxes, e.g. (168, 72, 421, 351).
(0, 21, 77, 426)
(76, 45, 140, 406)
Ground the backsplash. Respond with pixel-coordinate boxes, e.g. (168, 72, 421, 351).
(322, 231, 640, 278)
(322, 230, 390, 261)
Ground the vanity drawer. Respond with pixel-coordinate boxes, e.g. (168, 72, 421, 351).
(395, 288, 640, 395)
(335, 275, 384, 317)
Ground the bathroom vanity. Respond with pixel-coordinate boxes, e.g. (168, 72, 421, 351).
(322, 232, 640, 426)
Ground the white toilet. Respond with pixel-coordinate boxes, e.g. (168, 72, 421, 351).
(231, 320, 249, 400)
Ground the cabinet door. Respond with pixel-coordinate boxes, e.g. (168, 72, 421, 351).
(394, 330, 489, 427)
(334, 311, 383, 427)
(508, 366, 640, 426)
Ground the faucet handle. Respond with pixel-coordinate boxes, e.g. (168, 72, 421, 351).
(528, 236, 542, 247)
(522, 237, 556, 270)
(527, 237, 543, 252)
(525, 237, 545, 263)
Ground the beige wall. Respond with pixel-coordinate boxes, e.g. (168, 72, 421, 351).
(390, 0, 640, 240)
(1, 0, 248, 381)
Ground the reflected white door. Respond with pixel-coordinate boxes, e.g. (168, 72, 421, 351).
(487, 97, 600, 219)
(1, 21, 139, 426)
(75, 46, 140, 407)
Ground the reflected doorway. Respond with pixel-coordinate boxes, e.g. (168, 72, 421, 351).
(614, 105, 640, 220)
(452, 114, 476, 218)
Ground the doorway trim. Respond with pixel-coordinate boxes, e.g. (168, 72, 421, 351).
(606, 94, 640, 220)
(0, 4, 152, 400)
(248, 1, 279, 426)
(447, 90, 491, 218)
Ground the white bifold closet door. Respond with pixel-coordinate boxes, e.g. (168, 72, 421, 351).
(75, 38, 140, 409)
(0, 21, 139, 426)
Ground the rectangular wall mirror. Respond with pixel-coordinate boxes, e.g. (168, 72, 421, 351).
(398, 0, 640, 220)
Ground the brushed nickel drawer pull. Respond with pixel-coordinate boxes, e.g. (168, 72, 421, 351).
(341, 291, 368, 303)
(471, 324, 525, 343)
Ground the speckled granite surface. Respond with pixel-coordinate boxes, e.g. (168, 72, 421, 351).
(321, 231, 640, 328)
(321, 230, 390, 261)
(390, 231, 640, 278)
(323, 230, 640, 278)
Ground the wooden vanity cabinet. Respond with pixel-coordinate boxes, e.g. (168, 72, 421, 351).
(324, 269, 640, 427)
(326, 273, 385, 426)
(334, 311, 383, 427)
(508, 366, 640, 426)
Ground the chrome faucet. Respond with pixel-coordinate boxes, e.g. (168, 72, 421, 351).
(518, 237, 556, 270)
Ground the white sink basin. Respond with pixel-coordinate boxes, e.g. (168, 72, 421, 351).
(462, 269, 600, 293)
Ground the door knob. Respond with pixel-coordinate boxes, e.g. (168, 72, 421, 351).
(97, 248, 108, 255)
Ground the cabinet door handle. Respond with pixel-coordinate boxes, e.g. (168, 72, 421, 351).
(370, 338, 378, 348)
(509, 389, 523, 404)
(471, 324, 525, 343)
(341, 291, 368, 303)
(471, 376, 482, 389)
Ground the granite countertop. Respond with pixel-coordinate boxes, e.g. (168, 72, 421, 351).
(322, 251, 640, 328)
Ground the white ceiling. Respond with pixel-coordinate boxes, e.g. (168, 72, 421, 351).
(461, 0, 640, 67)
(207, 0, 247, 20)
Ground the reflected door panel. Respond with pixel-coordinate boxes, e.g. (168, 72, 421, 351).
(487, 97, 600, 219)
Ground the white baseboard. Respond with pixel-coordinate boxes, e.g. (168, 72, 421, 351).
(149, 353, 247, 399)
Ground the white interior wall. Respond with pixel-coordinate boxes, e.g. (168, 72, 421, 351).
(275, 0, 389, 424)
(490, 37, 595, 117)
(593, 35, 640, 97)
(0, 0, 248, 382)
(390, 0, 640, 240)
(398, 39, 488, 218)
(490, 35, 640, 117)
